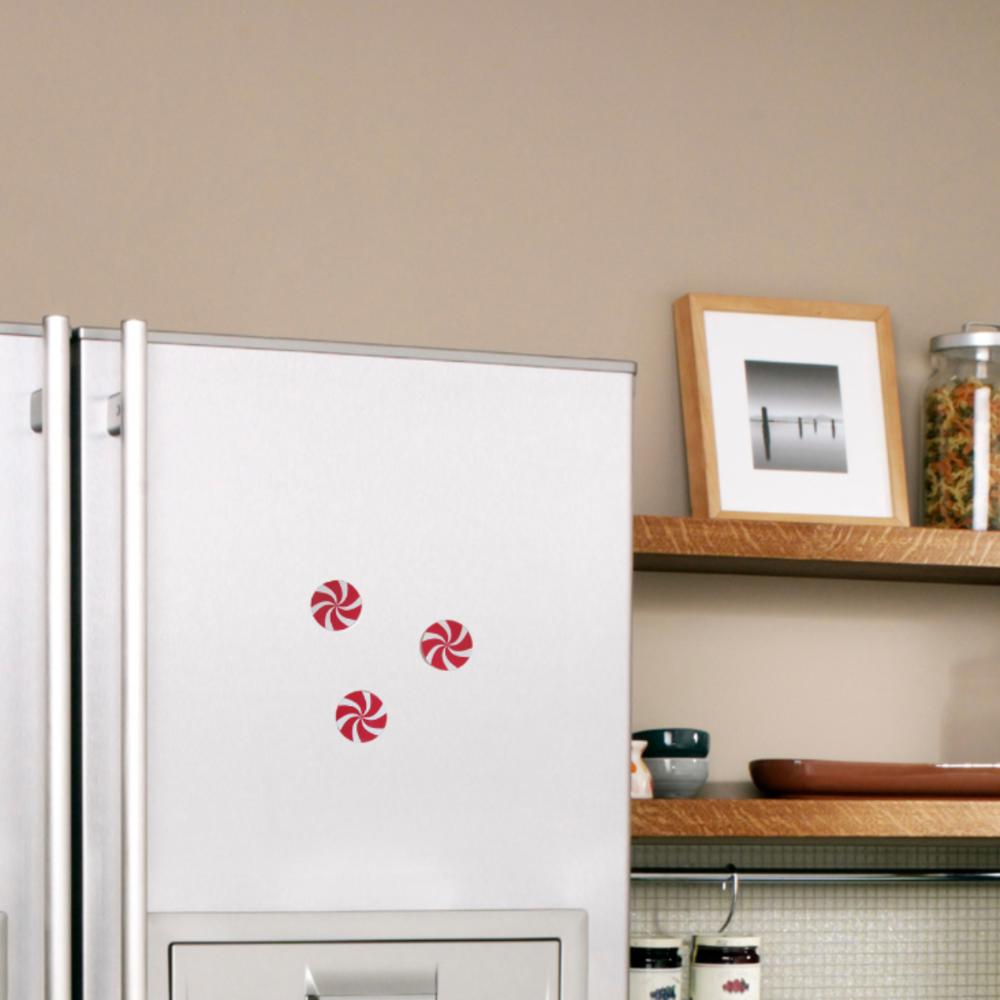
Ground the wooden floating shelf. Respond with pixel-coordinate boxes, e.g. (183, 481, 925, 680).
(632, 799, 1000, 840)
(633, 516, 1000, 584)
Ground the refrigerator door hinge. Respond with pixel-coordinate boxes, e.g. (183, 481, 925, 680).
(30, 389, 42, 432)
(108, 393, 122, 436)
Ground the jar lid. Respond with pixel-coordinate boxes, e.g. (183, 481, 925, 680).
(931, 323, 1000, 352)
(694, 935, 760, 948)
(631, 937, 682, 949)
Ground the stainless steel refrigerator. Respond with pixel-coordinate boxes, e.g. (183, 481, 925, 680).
(3, 317, 634, 1000)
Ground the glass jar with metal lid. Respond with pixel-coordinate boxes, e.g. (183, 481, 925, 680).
(629, 937, 683, 1000)
(690, 935, 760, 999)
(923, 323, 1000, 530)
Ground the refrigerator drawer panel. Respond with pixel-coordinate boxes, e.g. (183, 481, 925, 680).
(151, 909, 584, 1000)
(171, 940, 558, 1000)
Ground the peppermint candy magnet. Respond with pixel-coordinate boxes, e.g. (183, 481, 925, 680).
(420, 619, 473, 671)
(336, 689, 387, 743)
(311, 580, 362, 632)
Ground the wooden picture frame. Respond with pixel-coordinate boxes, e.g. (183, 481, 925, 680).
(674, 293, 909, 525)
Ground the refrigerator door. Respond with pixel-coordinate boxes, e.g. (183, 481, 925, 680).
(0, 320, 72, 1000)
(79, 329, 633, 1000)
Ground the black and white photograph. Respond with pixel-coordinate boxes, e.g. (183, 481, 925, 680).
(744, 360, 848, 473)
(675, 293, 909, 524)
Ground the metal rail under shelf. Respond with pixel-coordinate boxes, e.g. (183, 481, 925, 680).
(631, 867, 1000, 884)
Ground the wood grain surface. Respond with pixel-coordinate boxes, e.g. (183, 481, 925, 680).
(631, 798, 1000, 839)
(633, 516, 1000, 583)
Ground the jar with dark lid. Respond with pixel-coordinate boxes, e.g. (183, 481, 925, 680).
(629, 937, 682, 1000)
(690, 935, 760, 999)
(923, 323, 1000, 530)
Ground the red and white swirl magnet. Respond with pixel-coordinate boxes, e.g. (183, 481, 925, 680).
(336, 689, 387, 743)
(311, 580, 362, 632)
(420, 619, 473, 671)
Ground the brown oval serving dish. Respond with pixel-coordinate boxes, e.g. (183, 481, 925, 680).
(750, 758, 1000, 797)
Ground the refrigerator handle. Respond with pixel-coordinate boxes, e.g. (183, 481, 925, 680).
(43, 315, 72, 1000)
(121, 319, 148, 1000)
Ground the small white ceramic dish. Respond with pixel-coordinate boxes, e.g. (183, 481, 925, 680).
(646, 757, 708, 798)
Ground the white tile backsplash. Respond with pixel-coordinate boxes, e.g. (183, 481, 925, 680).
(631, 843, 1000, 998)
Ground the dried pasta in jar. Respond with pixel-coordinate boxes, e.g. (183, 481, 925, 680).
(923, 326, 1000, 530)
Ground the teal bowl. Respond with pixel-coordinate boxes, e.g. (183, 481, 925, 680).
(633, 728, 710, 759)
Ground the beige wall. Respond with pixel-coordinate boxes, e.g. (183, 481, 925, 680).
(3, 0, 999, 789)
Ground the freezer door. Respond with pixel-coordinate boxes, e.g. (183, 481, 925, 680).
(0, 325, 58, 1000)
(77, 335, 123, 1000)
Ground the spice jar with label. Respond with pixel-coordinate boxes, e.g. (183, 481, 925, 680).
(690, 935, 760, 1000)
(629, 936, 683, 1000)
(923, 323, 1000, 530)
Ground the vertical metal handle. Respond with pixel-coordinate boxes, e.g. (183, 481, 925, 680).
(121, 319, 148, 1000)
(43, 315, 72, 1000)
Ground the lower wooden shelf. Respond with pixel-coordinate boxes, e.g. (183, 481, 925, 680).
(632, 798, 1000, 839)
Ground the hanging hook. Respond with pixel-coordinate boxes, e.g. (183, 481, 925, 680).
(718, 866, 740, 933)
